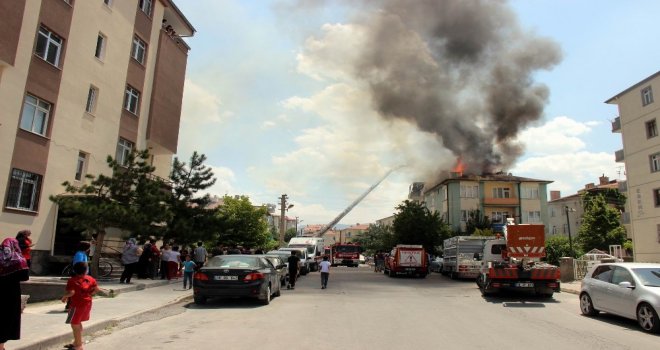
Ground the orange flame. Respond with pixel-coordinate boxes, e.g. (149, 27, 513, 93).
(452, 157, 465, 174)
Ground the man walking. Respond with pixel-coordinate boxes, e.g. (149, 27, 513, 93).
(287, 251, 300, 289)
(319, 255, 331, 289)
(193, 242, 207, 270)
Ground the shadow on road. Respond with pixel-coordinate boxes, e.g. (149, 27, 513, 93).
(184, 297, 266, 309)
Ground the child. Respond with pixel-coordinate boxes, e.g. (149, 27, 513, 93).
(61, 262, 99, 350)
(181, 255, 196, 290)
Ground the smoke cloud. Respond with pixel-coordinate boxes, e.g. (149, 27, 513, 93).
(350, 0, 562, 174)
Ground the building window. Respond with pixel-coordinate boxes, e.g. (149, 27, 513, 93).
(460, 185, 478, 198)
(124, 86, 140, 114)
(651, 153, 660, 173)
(35, 26, 63, 66)
(20, 95, 51, 136)
(491, 211, 509, 224)
(75, 152, 88, 181)
(654, 188, 660, 207)
(131, 36, 146, 64)
(5, 169, 42, 212)
(521, 187, 539, 199)
(642, 86, 654, 106)
(138, 0, 152, 16)
(95, 33, 106, 59)
(646, 119, 658, 138)
(116, 138, 134, 166)
(525, 211, 541, 223)
(492, 187, 511, 199)
(85, 86, 98, 114)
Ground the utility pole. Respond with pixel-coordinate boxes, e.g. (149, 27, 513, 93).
(279, 194, 287, 246)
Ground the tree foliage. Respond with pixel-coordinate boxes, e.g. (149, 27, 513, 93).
(392, 200, 452, 255)
(545, 235, 583, 264)
(465, 209, 492, 236)
(284, 228, 297, 243)
(216, 196, 271, 249)
(577, 193, 627, 252)
(353, 223, 396, 255)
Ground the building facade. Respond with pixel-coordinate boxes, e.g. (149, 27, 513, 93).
(0, 0, 194, 272)
(607, 71, 660, 262)
(423, 173, 552, 235)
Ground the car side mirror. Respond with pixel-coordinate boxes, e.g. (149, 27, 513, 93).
(618, 281, 635, 289)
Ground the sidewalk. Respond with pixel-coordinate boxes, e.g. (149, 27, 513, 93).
(560, 280, 581, 295)
(16, 278, 192, 350)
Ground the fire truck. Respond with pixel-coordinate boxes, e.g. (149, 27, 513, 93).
(476, 220, 561, 297)
(384, 244, 429, 278)
(331, 243, 362, 267)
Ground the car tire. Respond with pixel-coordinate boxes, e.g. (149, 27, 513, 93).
(260, 285, 271, 305)
(579, 293, 599, 316)
(637, 303, 660, 333)
(194, 295, 207, 305)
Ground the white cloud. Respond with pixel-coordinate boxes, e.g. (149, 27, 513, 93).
(204, 166, 236, 198)
(181, 79, 230, 124)
(516, 116, 595, 155)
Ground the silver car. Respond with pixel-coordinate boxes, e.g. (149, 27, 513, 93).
(580, 262, 660, 333)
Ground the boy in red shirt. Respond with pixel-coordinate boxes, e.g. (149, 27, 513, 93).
(61, 262, 100, 350)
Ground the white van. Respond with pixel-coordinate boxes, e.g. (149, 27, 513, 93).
(277, 247, 310, 275)
(288, 237, 325, 272)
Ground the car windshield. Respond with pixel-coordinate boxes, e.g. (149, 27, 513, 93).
(336, 246, 359, 253)
(290, 244, 315, 254)
(632, 268, 660, 286)
(206, 256, 260, 268)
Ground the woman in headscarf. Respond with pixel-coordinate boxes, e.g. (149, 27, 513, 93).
(0, 237, 30, 350)
(15, 229, 33, 268)
(120, 238, 142, 284)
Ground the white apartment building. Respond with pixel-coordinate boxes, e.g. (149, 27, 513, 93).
(608, 71, 660, 262)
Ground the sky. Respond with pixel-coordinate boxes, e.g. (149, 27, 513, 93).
(173, 0, 660, 227)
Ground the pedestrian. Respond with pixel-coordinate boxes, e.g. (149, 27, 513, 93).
(193, 241, 207, 270)
(0, 238, 30, 350)
(164, 246, 181, 280)
(138, 239, 153, 279)
(148, 239, 161, 279)
(319, 255, 331, 289)
(61, 262, 100, 350)
(119, 238, 142, 284)
(181, 255, 196, 290)
(159, 244, 169, 279)
(15, 230, 33, 268)
(66, 241, 91, 311)
(287, 251, 301, 289)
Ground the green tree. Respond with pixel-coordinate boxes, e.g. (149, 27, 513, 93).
(216, 196, 271, 249)
(577, 193, 627, 252)
(466, 209, 492, 235)
(545, 235, 583, 265)
(165, 152, 218, 245)
(352, 223, 396, 255)
(284, 228, 297, 243)
(392, 200, 452, 255)
(50, 150, 169, 277)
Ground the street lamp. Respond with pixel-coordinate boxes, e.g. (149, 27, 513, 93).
(565, 206, 576, 257)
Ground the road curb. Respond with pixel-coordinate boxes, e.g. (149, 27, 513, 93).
(16, 281, 189, 350)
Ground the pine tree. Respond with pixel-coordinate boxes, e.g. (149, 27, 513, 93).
(576, 193, 627, 252)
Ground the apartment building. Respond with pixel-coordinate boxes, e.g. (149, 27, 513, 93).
(608, 71, 660, 262)
(423, 173, 552, 235)
(337, 223, 370, 244)
(0, 0, 194, 273)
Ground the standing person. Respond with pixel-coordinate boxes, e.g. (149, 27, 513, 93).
(159, 244, 170, 280)
(166, 246, 181, 280)
(0, 238, 30, 350)
(66, 241, 91, 311)
(287, 251, 301, 290)
(138, 239, 153, 279)
(319, 255, 331, 289)
(181, 255, 196, 289)
(15, 230, 33, 268)
(119, 238, 142, 284)
(193, 241, 207, 270)
(148, 240, 161, 279)
(61, 262, 100, 350)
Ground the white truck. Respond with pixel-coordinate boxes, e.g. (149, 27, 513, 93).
(287, 237, 325, 272)
(442, 236, 495, 279)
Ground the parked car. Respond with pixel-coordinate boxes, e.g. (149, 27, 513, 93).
(262, 255, 288, 287)
(580, 262, 660, 333)
(193, 255, 281, 305)
(430, 257, 444, 273)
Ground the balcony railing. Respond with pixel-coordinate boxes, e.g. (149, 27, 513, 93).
(611, 117, 621, 133)
(483, 197, 519, 206)
(615, 149, 625, 162)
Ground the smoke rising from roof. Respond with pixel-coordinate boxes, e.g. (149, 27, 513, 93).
(351, 0, 562, 174)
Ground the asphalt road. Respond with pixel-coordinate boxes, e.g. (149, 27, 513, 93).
(75, 266, 658, 350)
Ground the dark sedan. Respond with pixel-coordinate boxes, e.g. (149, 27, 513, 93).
(261, 255, 288, 287)
(193, 255, 281, 305)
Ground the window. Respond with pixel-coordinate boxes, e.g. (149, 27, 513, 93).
(124, 86, 140, 114)
(131, 36, 146, 64)
(651, 153, 660, 173)
(492, 187, 511, 198)
(654, 188, 660, 207)
(116, 138, 134, 166)
(35, 26, 63, 66)
(642, 86, 654, 106)
(85, 86, 98, 114)
(611, 267, 634, 285)
(95, 33, 106, 59)
(491, 211, 509, 224)
(524, 211, 541, 223)
(20, 95, 51, 136)
(647, 119, 658, 138)
(460, 185, 478, 198)
(138, 0, 152, 16)
(592, 265, 613, 282)
(75, 152, 88, 181)
(521, 186, 539, 199)
(5, 169, 42, 211)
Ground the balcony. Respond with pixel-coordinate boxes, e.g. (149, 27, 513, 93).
(611, 117, 621, 133)
(483, 197, 519, 206)
(615, 149, 625, 162)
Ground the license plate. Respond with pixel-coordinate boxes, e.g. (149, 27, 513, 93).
(405, 268, 417, 271)
(515, 282, 533, 288)
(214, 275, 237, 281)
